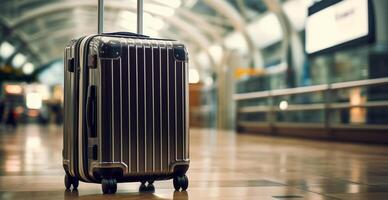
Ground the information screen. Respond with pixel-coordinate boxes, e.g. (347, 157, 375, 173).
(306, 0, 373, 55)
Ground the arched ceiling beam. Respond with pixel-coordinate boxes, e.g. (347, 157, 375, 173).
(262, 0, 305, 75)
(203, 0, 264, 68)
(9, 0, 217, 68)
(10, 0, 209, 49)
(175, 9, 224, 43)
(263, 0, 289, 63)
(0, 19, 42, 65)
(236, 0, 249, 20)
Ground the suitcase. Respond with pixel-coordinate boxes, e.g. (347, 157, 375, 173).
(62, 0, 189, 194)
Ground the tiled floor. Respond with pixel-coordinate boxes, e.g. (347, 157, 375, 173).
(1, 125, 388, 199)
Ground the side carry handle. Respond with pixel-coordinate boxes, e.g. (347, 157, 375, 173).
(86, 85, 97, 137)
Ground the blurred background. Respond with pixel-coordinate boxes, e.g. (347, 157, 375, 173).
(1, 0, 388, 199)
(0, 0, 387, 143)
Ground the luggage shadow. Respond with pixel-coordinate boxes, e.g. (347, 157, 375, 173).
(64, 190, 188, 200)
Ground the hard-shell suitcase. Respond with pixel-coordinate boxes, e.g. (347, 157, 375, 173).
(63, 0, 189, 194)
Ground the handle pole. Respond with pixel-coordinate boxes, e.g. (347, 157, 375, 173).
(137, 0, 143, 34)
(98, 0, 104, 34)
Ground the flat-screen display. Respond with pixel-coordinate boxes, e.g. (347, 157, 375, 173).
(306, 0, 374, 55)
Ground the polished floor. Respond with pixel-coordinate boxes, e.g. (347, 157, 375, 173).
(1, 125, 388, 199)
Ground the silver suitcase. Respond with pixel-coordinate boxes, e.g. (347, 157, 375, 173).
(62, 0, 189, 194)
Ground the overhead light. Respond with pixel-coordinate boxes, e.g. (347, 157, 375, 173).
(152, 0, 181, 8)
(247, 13, 282, 48)
(5, 84, 23, 95)
(12, 53, 27, 68)
(26, 92, 42, 109)
(279, 100, 289, 110)
(145, 4, 175, 17)
(23, 62, 35, 74)
(189, 68, 200, 84)
(0, 41, 15, 59)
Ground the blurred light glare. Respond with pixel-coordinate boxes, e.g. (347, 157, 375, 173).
(15, 106, 24, 115)
(5, 159, 21, 172)
(5, 85, 23, 95)
(24, 84, 50, 100)
(145, 13, 165, 30)
(26, 93, 42, 109)
(279, 100, 289, 110)
(189, 68, 200, 84)
(153, 0, 181, 8)
(248, 13, 283, 48)
(22, 62, 35, 74)
(145, 4, 175, 17)
(225, 32, 247, 52)
(0, 41, 15, 59)
(26, 136, 41, 150)
(27, 110, 40, 117)
(118, 11, 137, 31)
(53, 85, 64, 101)
(12, 53, 27, 68)
(196, 51, 211, 69)
(283, 0, 310, 31)
(204, 76, 213, 86)
(209, 45, 223, 63)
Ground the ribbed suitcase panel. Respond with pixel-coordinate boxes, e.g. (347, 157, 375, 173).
(101, 59, 112, 162)
(159, 48, 168, 171)
(152, 47, 162, 171)
(145, 47, 154, 172)
(120, 46, 130, 168)
(167, 49, 176, 166)
(99, 39, 188, 175)
(128, 46, 138, 172)
(113, 59, 122, 163)
(176, 61, 184, 160)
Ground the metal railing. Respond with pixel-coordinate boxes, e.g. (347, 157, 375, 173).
(234, 77, 388, 130)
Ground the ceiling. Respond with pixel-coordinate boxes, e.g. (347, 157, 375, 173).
(0, 0, 301, 77)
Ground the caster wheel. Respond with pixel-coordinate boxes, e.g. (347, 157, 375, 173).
(64, 174, 79, 190)
(173, 175, 189, 191)
(102, 179, 109, 194)
(102, 179, 117, 194)
(146, 181, 155, 192)
(110, 179, 117, 194)
(180, 175, 188, 191)
(64, 174, 72, 190)
(139, 182, 147, 192)
(72, 178, 79, 190)
(173, 176, 180, 191)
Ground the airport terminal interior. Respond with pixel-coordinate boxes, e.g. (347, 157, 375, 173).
(1, 0, 388, 199)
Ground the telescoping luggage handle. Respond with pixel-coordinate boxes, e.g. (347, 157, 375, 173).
(97, 0, 145, 36)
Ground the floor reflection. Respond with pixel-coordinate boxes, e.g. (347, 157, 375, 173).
(1, 125, 388, 199)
